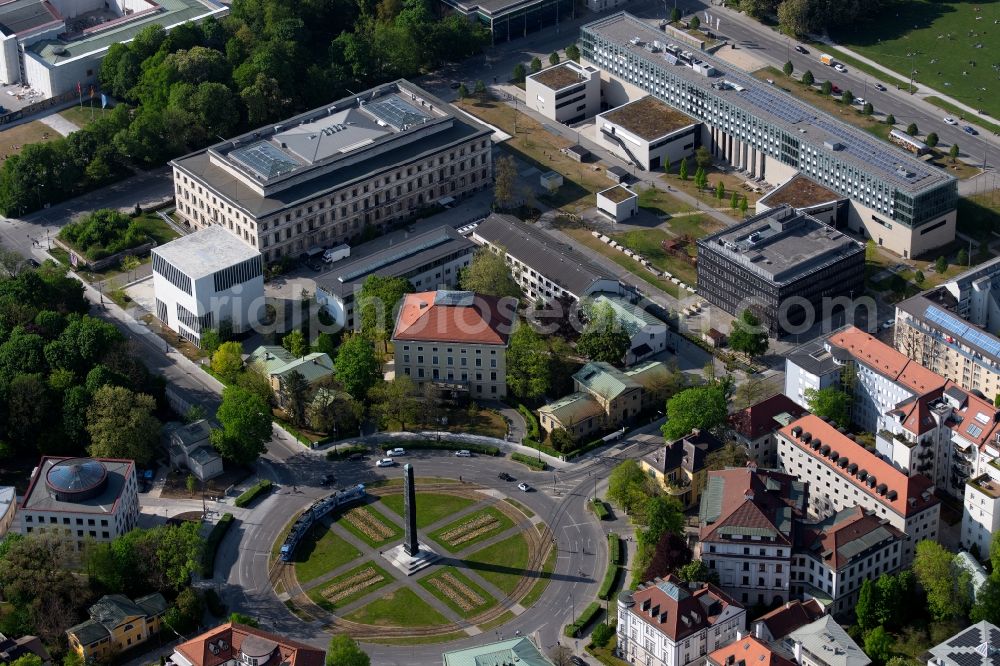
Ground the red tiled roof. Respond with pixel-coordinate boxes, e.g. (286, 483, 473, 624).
(708, 636, 797, 666)
(700, 467, 803, 544)
(730, 394, 808, 441)
(894, 389, 942, 436)
(797, 506, 905, 570)
(754, 600, 825, 640)
(828, 327, 945, 394)
(779, 414, 938, 517)
(392, 291, 515, 345)
(944, 381, 1000, 447)
(174, 623, 324, 666)
(629, 576, 742, 642)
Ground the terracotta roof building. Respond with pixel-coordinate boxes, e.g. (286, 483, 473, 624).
(730, 395, 809, 467)
(751, 599, 825, 644)
(617, 576, 746, 666)
(697, 466, 806, 607)
(169, 623, 324, 666)
(392, 290, 515, 398)
(708, 635, 797, 666)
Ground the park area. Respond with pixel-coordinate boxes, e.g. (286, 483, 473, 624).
(0, 121, 57, 165)
(830, 0, 1000, 119)
(58, 209, 178, 262)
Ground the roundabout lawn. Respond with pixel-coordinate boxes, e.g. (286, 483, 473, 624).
(294, 525, 362, 584)
(338, 505, 403, 547)
(306, 561, 393, 612)
(343, 587, 449, 627)
(429, 507, 515, 553)
(379, 492, 476, 529)
(418, 566, 498, 615)
(462, 533, 530, 596)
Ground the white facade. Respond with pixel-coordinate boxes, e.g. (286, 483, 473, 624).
(595, 96, 698, 171)
(0, 487, 16, 538)
(525, 61, 601, 123)
(152, 226, 264, 347)
(961, 457, 1000, 555)
(783, 356, 840, 410)
(597, 185, 638, 222)
(702, 540, 792, 608)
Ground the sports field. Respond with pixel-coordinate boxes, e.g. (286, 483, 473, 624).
(830, 0, 1000, 119)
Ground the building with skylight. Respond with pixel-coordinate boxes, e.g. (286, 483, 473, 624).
(171, 80, 493, 265)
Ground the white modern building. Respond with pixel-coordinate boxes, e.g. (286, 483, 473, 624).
(961, 457, 1000, 555)
(595, 95, 698, 170)
(0, 0, 227, 98)
(19, 457, 140, 550)
(587, 294, 666, 365)
(596, 185, 638, 222)
(617, 576, 746, 666)
(152, 225, 264, 347)
(525, 61, 600, 124)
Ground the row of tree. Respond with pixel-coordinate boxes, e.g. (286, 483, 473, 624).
(735, 0, 894, 37)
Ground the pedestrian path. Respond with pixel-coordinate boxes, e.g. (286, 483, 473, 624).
(38, 111, 78, 137)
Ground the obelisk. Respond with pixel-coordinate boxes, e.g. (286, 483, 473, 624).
(403, 463, 419, 556)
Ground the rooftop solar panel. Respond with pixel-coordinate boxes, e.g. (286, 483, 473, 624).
(925, 305, 1000, 358)
(365, 96, 430, 130)
(230, 141, 300, 179)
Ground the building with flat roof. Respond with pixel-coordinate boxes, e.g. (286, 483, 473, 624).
(525, 61, 600, 123)
(596, 95, 698, 170)
(172, 80, 492, 265)
(392, 290, 515, 398)
(0, 0, 226, 98)
(757, 174, 848, 228)
(19, 457, 139, 549)
(596, 184, 638, 222)
(152, 225, 264, 347)
(168, 623, 324, 666)
(442, 637, 551, 666)
(470, 213, 627, 304)
(314, 225, 474, 329)
(581, 13, 957, 258)
(696, 205, 865, 336)
(927, 622, 1000, 666)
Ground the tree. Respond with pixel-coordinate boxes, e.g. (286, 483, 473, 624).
(971, 577, 1000, 625)
(474, 79, 487, 102)
(695, 145, 713, 169)
(783, 61, 793, 76)
(935, 256, 948, 274)
(565, 43, 580, 62)
(906, 122, 918, 136)
(842, 90, 854, 106)
(715, 181, 725, 200)
(864, 627, 894, 666)
(875, 571, 915, 629)
(307, 384, 362, 436)
(670, 6, 681, 22)
(739, 195, 748, 216)
(694, 167, 707, 190)
(326, 635, 370, 666)
(282, 330, 307, 358)
(280, 370, 310, 427)
(163, 587, 202, 635)
(690, 15, 700, 30)
(549, 52, 559, 66)
(456, 83, 468, 99)
(642, 530, 691, 581)
(120, 254, 141, 283)
(211, 386, 271, 465)
(335, 333, 381, 401)
(914, 270, 925, 285)
(591, 623, 614, 648)
(863, 102, 874, 116)
(679, 156, 689, 180)
(512, 63, 525, 83)
(802, 70, 814, 86)
(705, 443, 750, 471)
(357, 275, 413, 351)
(914, 540, 964, 620)
(730, 190, 740, 210)
(607, 460, 651, 516)
(821, 80, 833, 95)
(777, 0, 811, 37)
(506, 323, 550, 401)
(729, 309, 769, 359)
(211, 341, 244, 381)
(577, 302, 630, 365)
(460, 248, 520, 298)
(958, 247, 969, 266)
(229, 612, 259, 628)
(185, 473, 197, 496)
(804, 386, 851, 428)
(200, 328, 222, 354)
(885, 113, 895, 125)
(926, 132, 939, 148)
(950, 143, 960, 162)
(662, 385, 727, 441)
(368, 376, 420, 431)
(493, 154, 518, 210)
(86, 385, 160, 466)
(856, 579, 879, 631)
(549, 646, 573, 666)
(550, 428, 575, 453)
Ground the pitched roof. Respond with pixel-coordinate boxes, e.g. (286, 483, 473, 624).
(247, 346, 295, 374)
(827, 327, 946, 394)
(589, 295, 666, 337)
(66, 620, 109, 647)
(135, 593, 169, 618)
(708, 636, 797, 666)
(788, 616, 870, 666)
(273, 353, 335, 383)
(928, 621, 1000, 666)
(624, 360, 669, 388)
(538, 392, 604, 424)
(754, 599, 826, 640)
(699, 467, 805, 544)
(644, 430, 725, 475)
(628, 575, 743, 642)
(392, 291, 514, 345)
(89, 594, 146, 630)
(730, 394, 808, 441)
(442, 637, 551, 666)
(943, 381, 1000, 447)
(796, 506, 905, 570)
(574, 361, 641, 400)
(779, 414, 939, 517)
(173, 623, 324, 666)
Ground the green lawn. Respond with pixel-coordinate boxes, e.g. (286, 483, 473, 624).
(379, 492, 477, 529)
(957, 193, 1000, 241)
(477, 611, 515, 631)
(343, 587, 450, 627)
(610, 228, 699, 287)
(293, 525, 362, 584)
(306, 561, 393, 612)
(337, 505, 403, 548)
(133, 213, 179, 246)
(429, 507, 515, 553)
(829, 0, 1000, 118)
(59, 104, 113, 128)
(520, 546, 557, 607)
(418, 566, 497, 615)
(461, 533, 531, 596)
(633, 184, 694, 215)
(364, 631, 469, 645)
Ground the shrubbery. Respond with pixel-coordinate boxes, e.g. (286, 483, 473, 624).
(200, 513, 234, 577)
(565, 602, 602, 637)
(377, 440, 500, 455)
(234, 479, 273, 508)
(325, 444, 368, 460)
(511, 452, 546, 470)
(590, 498, 610, 520)
(59, 209, 147, 260)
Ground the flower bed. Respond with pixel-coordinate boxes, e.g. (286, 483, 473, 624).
(321, 567, 385, 604)
(440, 514, 500, 546)
(344, 507, 394, 542)
(429, 573, 486, 612)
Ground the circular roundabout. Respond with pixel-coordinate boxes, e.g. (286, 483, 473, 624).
(272, 476, 558, 643)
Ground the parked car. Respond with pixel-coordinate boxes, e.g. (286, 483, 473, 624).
(376, 458, 395, 468)
(517, 482, 532, 492)
(874, 82, 887, 91)
(880, 319, 894, 331)
(28, 258, 40, 268)
(833, 63, 847, 73)
(964, 125, 979, 135)
(455, 450, 472, 457)
(944, 117, 958, 125)
(794, 45, 808, 54)
(498, 472, 515, 481)
(387, 447, 406, 456)
(307, 259, 322, 272)
(348, 453, 365, 461)
(571, 657, 589, 666)
(830, 84, 841, 94)
(854, 97, 866, 105)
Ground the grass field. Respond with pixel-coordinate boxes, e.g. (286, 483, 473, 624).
(610, 228, 699, 287)
(379, 493, 476, 529)
(957, 191, 1000, 240)
(343, 587, 449, 627)
(59, 104, 112, 128)
(418, 567, 497, 615)
(429, 507, 515, 553)
(293, 525, 361, 584)
(0, 121, 57, 165)
(829, 0, 1000, 119)
(306, 561, 393, 612)
(337, 505, 403, 548)
(520, 545, 557, 608)
(462, 533, 530, 596)
(366, 632, 469, 645)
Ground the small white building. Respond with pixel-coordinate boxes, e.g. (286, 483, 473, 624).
(597, 185, 638, 222)
(152, 225, 264, 347)
(165, 420, 224, 482)
(596, 96, 698, 171)
(0, 487, 16, 538)
(540, 170, 563, 192)
(525, 61, 600, 123)
(587, 294, 666, 365)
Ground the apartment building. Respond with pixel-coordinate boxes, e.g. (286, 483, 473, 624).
(470, 213, 626, 304)
(595, 95, 698, 170)
(392, 290, 515, 398)
(708, 636, 796, 666)
(172, 80, 492, 264)
(776, 414, 940, 563)
(784, 616, 870, 666)
(696, 205, 865, 337)
(961, 456, 1000, 555)
(581, 12, 957, 258)
(750, 599, 825, 644)
(617, 576, 746, 666)
(729, 394, 808, 467)
(526, 61, 601, 123)
(697, 466, 806, 607)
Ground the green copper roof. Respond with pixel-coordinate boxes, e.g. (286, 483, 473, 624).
(574, 361, 641, 400)
(590, 295, 664, 337)
(699, 475, 725, 525)
(538, 392, 604, 423)
(442, 638, 552, 666)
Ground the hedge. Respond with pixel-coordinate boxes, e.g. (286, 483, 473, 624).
(565, 603, 602, 638)
(598, 563, 621, 601)
(325, 444, 368, 460)
(511, 452, 547, 470)
(377, 440, 500, 456)
(234, 479, 273, 508)
(590, 498, 610, 520)
(518, 404, 541, 440)
(564, 436, 611, 460)
(200, 513, 234, 577)
(523, 437, 561, 458)
(608, 533, 621, 566)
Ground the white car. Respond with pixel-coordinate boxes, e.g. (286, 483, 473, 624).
(517, 482, 532, 492)
(376, 458, 395, 468)
(387, 448, 406, 456)
(854, 97, 866, 105)
(833, 63, 847, 73)
(454, 450, 472, 457)
(944, 117, 958, 125)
